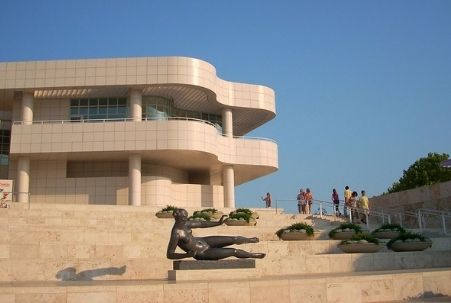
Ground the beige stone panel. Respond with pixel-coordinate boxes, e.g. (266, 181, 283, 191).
(208, 281, 251, 303)
(326, 282, 361, 303)
(163, 282, 209, 303)
(351, 254, 374, 271)
(290, 278, 327, 303)
(67, 245, 96, 259)
(95, 245, 123, 259)
(393, 273, 424, 301)
(249, 279, 290, 303)
(16, 293, 66, 303)
(67, 291, 116, 303)
(0, 294, 14, 303)
(329, 254, 353, 273)
(117, 287, 164, 303)
(0, 260, 11, 280)
(0, 230, 9, 244)
(39, 243, 68, 259)
(359, 277, 395, 302)
(0, 245, 9, 259)
(10, 244, 40, 259)
(422, 270, 451, 296)
(306, 254, 330, 273)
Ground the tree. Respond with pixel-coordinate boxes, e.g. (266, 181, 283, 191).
(387, 152, 451, 193)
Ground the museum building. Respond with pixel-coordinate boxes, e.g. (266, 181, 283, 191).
(0, 56, 278, 207)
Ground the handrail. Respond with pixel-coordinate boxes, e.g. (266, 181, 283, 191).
(12, 117, 277, 143)
(274, 198, 390, 229)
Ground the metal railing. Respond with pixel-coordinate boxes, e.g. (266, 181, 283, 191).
(12, 117, 277, 143)
(274, 198, 390, 229)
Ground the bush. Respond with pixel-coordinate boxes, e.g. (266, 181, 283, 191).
(387, 232, 431, 248)
(340, 233, 379, 245)
(276, 222, 314, 238)
(372, 223, 406, 234)
(329, 223, 362, 238)
(228, 211, 252, 223)
(189, 212, 211, 221)
(160, 205, 178, 212)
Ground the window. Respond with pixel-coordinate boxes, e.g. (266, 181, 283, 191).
(70, 97, 128, 120)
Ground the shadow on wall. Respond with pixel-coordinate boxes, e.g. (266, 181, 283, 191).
(55, 265, 126, 281)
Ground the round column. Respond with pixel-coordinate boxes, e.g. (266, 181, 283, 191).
(222, 108, 233, 137)
(129, 154, 142, 206)
(17, 157, 30, 203)
(129, 89, 142, 122)
(223, 165, 235, 208)
(22, 92, 34, 125)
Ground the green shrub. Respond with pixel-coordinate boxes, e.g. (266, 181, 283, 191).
(340, 233, 379, 245)
(189, 212, 211, 221)
(372, 223, 406, 234)
(276, 222, 314, 238)
(386, 232, 431, 248)
(234, 208, 253, 215)
(329, 223, 362, 238)
(161, 205, 178, 212)
(228, 211, 252, 223)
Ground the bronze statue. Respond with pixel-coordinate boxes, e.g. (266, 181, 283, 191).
(166, 208, 266, 260)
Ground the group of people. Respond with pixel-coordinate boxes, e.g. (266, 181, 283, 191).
(296, 188, 313, 214)
(339, 186, 369, 223)
(262, 186, 369, 223)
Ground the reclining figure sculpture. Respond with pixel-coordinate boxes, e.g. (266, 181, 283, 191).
(166, 208, 266, 260)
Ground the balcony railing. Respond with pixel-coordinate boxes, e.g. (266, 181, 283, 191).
(12, 117, 277, 143)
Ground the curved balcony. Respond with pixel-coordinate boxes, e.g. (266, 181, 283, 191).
(10, 118, 278, 184)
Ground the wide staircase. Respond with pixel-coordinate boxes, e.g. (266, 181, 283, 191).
(1, 203, 451, 303)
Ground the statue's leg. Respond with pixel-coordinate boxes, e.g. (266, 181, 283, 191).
(196, 248, 265, 260)
(203, 236, 259, 248)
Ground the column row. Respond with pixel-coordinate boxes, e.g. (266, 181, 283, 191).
(14, 89, 236, 208)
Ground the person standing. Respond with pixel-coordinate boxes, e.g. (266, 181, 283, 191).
(332, 188, 341, 216)
(262, 192, 272, 208)
(304, 188, 313, 215)
(348, 191, 358, 222)
(297, 189, 305, 214)
(358, 190, 369, 224)
(343, 186, 352, 217)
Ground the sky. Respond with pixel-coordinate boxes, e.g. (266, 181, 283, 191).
(1, 0, 450, 213)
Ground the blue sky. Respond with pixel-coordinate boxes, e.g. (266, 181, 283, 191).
(1, 0, 450, 213)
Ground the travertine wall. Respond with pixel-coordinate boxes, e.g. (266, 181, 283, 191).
(8, 159, 225, 207)
(370, 180, 451, 211)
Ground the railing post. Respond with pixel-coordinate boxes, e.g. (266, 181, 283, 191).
(275, 200, 278, 214)
(381, 210, 385, 224)
(418, 210, 422, 233)
(387, 215, 391, 224)
(399, 213, 403, 227)
(365, 213, 369, 229)
(348, 207, 352, 223)
(319, 202, 323, 219)
(442, 213, 447, 234)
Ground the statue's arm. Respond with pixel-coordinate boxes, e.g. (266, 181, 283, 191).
(188, 215, 227, 229)
(166, 233, 194, 260)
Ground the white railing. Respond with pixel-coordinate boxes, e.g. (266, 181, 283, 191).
(274, 199, 390, 229)
(12, 117, 277, 143)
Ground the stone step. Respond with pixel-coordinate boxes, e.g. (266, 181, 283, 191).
(1, 245, 450, 281)
(0, 267, 450, 303)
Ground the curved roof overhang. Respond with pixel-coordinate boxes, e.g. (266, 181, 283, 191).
(0, 56, 276, 136)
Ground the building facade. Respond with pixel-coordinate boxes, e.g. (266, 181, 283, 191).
(0, 56, 278, 208)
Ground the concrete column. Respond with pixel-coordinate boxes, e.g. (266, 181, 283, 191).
(129, 154, 142, 206)
(17, 157, 30, 203)
(222, 108, 233, 137)
(22, 92, 34, 125)
(129, 89, 142, 121)
(223, 165, 235, 208)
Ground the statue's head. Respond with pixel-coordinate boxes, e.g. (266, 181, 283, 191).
(173, 208, 188, 220)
